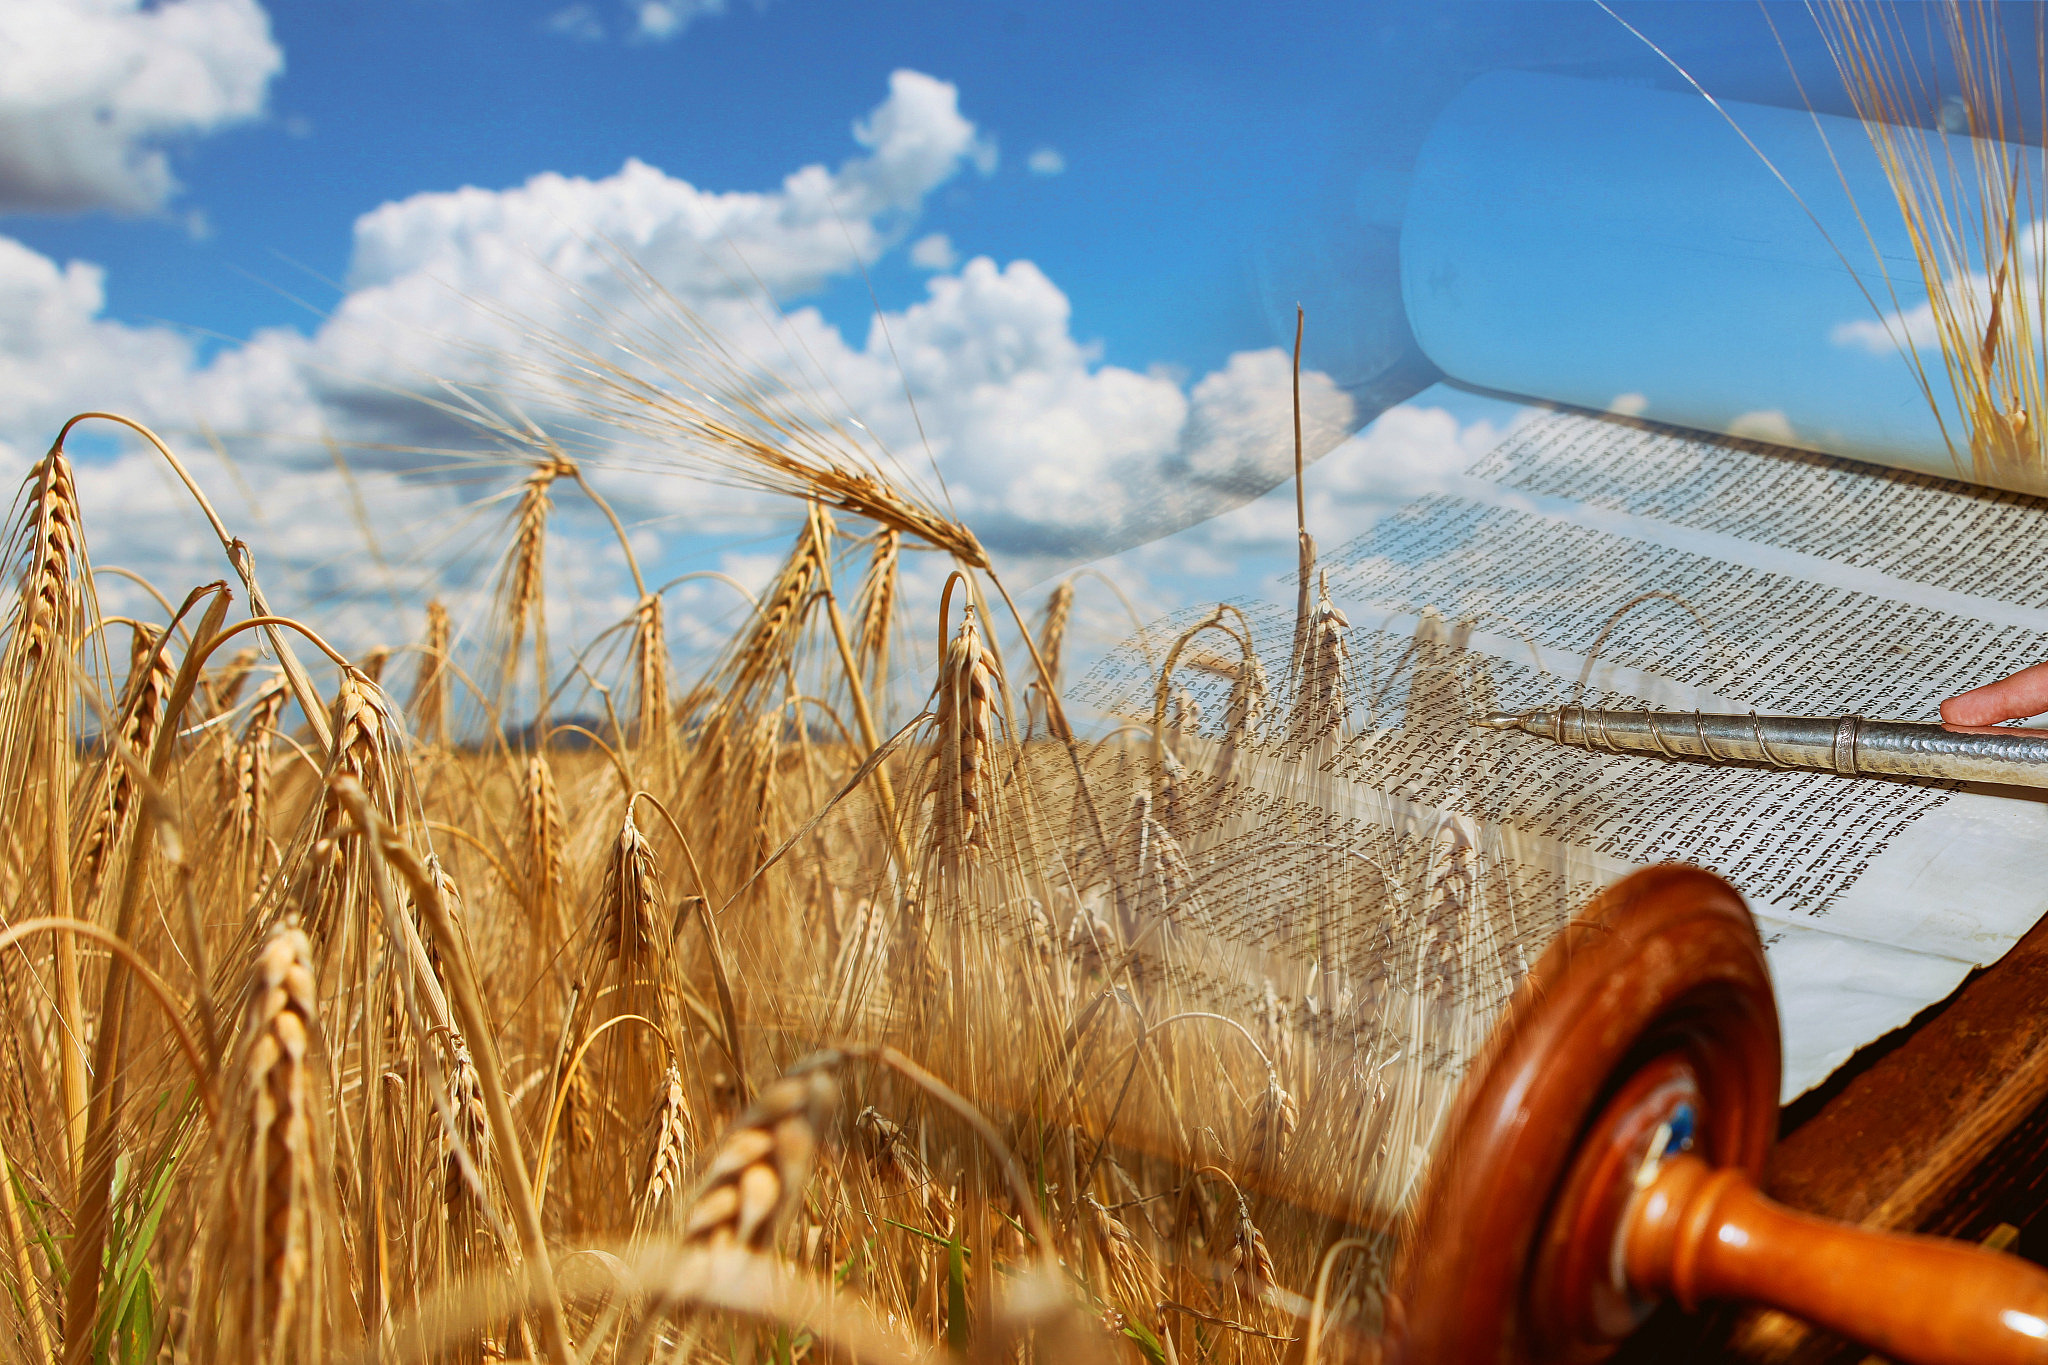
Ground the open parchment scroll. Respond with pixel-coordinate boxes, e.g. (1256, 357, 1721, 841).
(1082, 386, 2048, 1102)
(1410, 397, 2048, 1099)
(1077, 72, 2048, 1105)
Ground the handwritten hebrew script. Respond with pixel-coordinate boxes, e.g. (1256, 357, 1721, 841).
(1080, 392, 2048, 1100)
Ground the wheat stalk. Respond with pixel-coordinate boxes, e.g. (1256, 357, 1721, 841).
(515, 287, 992, 567)
(11, 444, 84, 676)
(855, 1105, 955, 1233)
(1288, 571, 1351, 753)
(736, 502, 832, 708)
(521, 752, 568, 990)
(488, 457, 572, 728)
(1242, 1075, 1299, 1179)
(224, 681, 287, 876)
(1227, 1198, 1277, 1308)
(1815, 2, 2048, 487)
(76, 624, 176, 903)
(439, 1030, 497, 1357)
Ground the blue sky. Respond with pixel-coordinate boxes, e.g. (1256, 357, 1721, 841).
(0, 0, 2021, 675)
(4, 2, 1887, 392)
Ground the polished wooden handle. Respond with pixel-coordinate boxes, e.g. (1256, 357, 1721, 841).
(1626, 1152, 2048, 1365)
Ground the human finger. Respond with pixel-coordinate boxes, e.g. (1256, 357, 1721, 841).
(1940, 660, 2048, 726)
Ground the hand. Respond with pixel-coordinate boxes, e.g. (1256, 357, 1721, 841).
(1941, 661, 2048, 726)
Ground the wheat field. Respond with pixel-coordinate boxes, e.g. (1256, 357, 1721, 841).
(0, 361, 1558, 1365)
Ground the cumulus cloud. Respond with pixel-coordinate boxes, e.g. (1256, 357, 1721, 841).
(1025, 146, 1066, 176)
(728, 257, 1356, 559)
(1310, 402, 1507, 506)
(340, 70, 989, 317)
(0, 69, 1361, 679)
(909, 232, 956, 270)
(1178, 349, 1353, 490)
(0, 0, 283, 213)
(1089, 401, 1512, 659)
(0, 237, 202, 439)
(548, 1, 745, 45)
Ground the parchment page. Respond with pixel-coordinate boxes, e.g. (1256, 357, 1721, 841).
(1080, 387, 2048, 1099)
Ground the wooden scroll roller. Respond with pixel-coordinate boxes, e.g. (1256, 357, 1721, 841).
(1390, 864, 2048, 1364)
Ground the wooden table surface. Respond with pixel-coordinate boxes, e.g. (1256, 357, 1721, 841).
(1613, 893, 2048, 1363)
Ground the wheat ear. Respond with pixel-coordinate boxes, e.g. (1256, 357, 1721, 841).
(636, 1061, 695, 1233)
(441, 1033, 495, 1306)
(852, 528, 899, 694)
(932, 602, 996, 868)
(1, 445, 94, 1187)
(1227, 1197, 1276, 1307)
(336, 776, 575, 1365)
(1083, 1194, 1160, 1317)
(1030, 577, 1074, 732)
(681, 1068, 837, 1252)
(211, 645, 260, 712)
(409, 598, 451, 745)
(597, 806, 664, 966)
(231, 923, 323, 1363)
(1288, 570, 1351, 752)
(631, 592, 673, 754)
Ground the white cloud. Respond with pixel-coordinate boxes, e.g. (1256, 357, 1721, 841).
(0, 0, 283, 213)
(1178, 348, 1354, 489)
(0, 238, 201, 441)
(0, 70, 1363, 686)
(909, 232, 956, 271)
(634, 0, 726, 41)
(548, 1, 744, 46)
(1830, 218, 2048, 358)
(1831, 307, 1936, 356)
(850, 71, 998, 202)
(547, 5, 607, 41)
(1607, 391, 1648, 417)
(1313, 402, 1505, 505)
(338, 71, 987, 321)
(1099, 401, 1509, 633)
(1025, 146, 1066, 176)
(0, 70, 1009, 644)
(1728, 409, 1796, 444)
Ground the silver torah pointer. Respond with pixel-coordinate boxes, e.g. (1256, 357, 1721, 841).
(1471, 706, 2048, 789)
